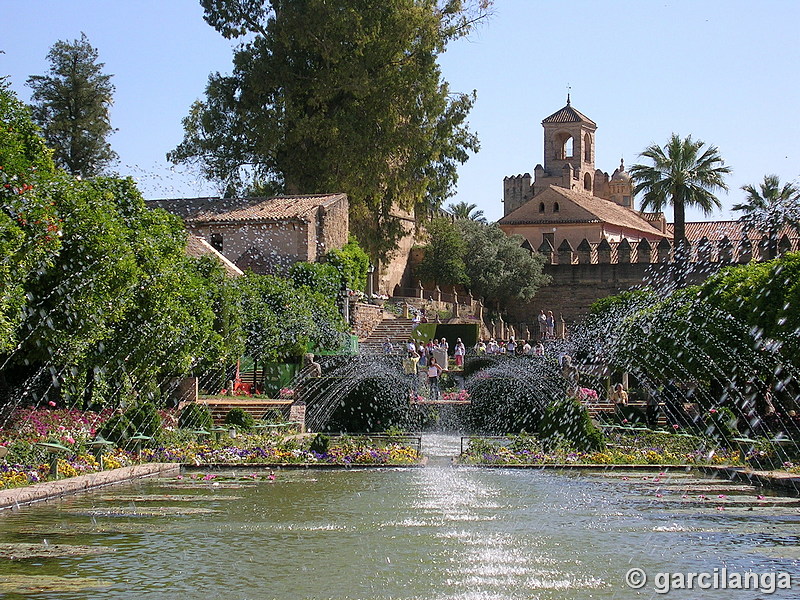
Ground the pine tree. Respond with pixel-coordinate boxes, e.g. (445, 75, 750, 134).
(27, 33, 117, 177)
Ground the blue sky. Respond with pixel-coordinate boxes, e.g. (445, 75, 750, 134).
(3, 0, 799, 223)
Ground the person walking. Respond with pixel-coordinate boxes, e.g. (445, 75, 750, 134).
(427, 356, 443, 402)
(537, 310, 547, 341)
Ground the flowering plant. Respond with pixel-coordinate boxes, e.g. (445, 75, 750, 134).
(279, 388, 295, 399)
(442, 390, 470, 402)
(577, 387, 599, 401)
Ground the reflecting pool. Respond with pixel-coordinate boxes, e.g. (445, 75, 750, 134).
(0, 435, 798, 599)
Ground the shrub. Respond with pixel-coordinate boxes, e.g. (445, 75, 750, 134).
(702, 406, 739, 441)
(97, 414, 133, 445)
(614, 404, 647, 426)
(178, 403, 213, 431)
(224, 408, 255, 430)
(463, 355, 502, 378)
(309, 433, 330, 455)
(125, 401, 162, 439)
(538, 398, 605, 453)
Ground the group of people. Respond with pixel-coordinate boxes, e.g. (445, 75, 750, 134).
(537, 309, 557, 340)
(474, 338, 545, 357)
(400, 337, 466, 402)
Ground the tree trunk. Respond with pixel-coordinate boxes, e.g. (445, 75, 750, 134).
(673, 200, 687, 287)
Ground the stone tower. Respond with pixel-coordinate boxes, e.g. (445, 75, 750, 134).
(535, 94, 598, 197)
(608, 158, 633, 209)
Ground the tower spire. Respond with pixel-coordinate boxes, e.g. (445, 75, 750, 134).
(566, 84, 571, 105)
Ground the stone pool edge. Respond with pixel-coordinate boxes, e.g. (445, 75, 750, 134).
(0, 463, 180, 511)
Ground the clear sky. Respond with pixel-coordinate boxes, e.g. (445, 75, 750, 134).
(3, 0, 800, 224)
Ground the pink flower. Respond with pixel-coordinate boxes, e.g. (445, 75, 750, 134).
(66, 437, 75, 444)
(673, 424, 680, 430)
(48, 401, 56, 407)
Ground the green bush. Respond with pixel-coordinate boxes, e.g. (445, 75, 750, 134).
(309, 433, 331, 455)
(224, 407, 255, 430)
(614, 404, 647, 425)
(98, 414, 134, 445)
(463, 355, 502, 377)
(178, 403, 213, 431)
(702, 406, 739, 441)
(125, 401, 162, 439)
(538, 398, 606, 453)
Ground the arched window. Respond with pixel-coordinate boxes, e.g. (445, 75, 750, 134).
(584, 172, 592, 191)
(210, 233, 223, 252)
(554, 132, 574, 160)
(539, 202, 545, 213)
(584, 133, 592, 162)
(553, 202, 560, 213)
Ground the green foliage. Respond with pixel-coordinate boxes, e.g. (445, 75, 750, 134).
(97, 414, 133, 445)
(325, 236, 369, 292)
(538, 398, 606, 453)
(447, 201, 486, 222)
(237, 272, 347, 362)
(171, 0, 491, 264)
(26, 33, 117, 177)
(289, 261, 341, 298)
(417, 218, 467, 286)
(463, 355, 502, 377)
(309, 433, 331, 455)
(178, 403, 214, 431)
(0, 83, 60, 352)
(224, 407, 255, 430)
(629, 133, 730, 244)
(125, 401, 162, 439)
(701, 406, 739, 441)
(614, 404, 647, 426)
(456, 220, 549, 309)
(322, 377, 412, 433)
(733, 175, 800, 260)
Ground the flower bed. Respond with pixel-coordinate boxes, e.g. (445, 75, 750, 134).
(460, 431, 742, 466)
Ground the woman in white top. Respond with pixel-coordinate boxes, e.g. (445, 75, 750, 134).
(427, 357, 443, 401)
(454, 338, 466, 367)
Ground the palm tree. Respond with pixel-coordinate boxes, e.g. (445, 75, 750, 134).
(733, 174, 800, 259)
(447, 201, 487, 223)
(629, 134, 731, 249)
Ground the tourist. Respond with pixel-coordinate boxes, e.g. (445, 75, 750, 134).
(418, 341, 427, 367)
(476, 340, 486, 355)
(537, 309, 547, 341)
(533, 342, 544, 357)
(440, 337, 449, 355)
(645, 386, 660, 428)
(427, 356, 443, 402)
(610, 383, 628, 406)
(522, 340, 532, 355)
(403, 349, 420, 392)
(487, 338, 498, 354)
(383, 338, 394, 354)
(454, 338, 466, 367)
(506, 338, 517, 355)
(406, 339, 416, 354)
(546, 310, 555, 339)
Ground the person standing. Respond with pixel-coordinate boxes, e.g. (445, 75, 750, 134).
(454, 338, 466, 367)
(427, 356, 443, 401)
(537, 310, 547, 341)
(546, 311, 555, 339)
(610, 383, 628, 406)
(403, 348, 420, 393)
(522, 340, 532, 355)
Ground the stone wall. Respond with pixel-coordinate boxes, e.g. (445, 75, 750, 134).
(318, 194, 349, 259)
(377, 214, 418, 295)
(350, 302, 385, 340)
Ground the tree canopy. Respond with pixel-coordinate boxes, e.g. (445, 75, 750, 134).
(733, 174, 800, 259)
(447, 200, 486, 222)
(629, 133, 730, 247)
(169, 0, 491, 264)
(416, 217, 467, 286)
(26, 33, 117, 177)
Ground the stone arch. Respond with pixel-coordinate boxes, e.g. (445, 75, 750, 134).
(583, 172, 592, 191)
(554, 131, 574, 160)
(584, 133, 592, 162)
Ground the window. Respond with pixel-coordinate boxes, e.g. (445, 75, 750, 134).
(553, 202, 560, 213)
(584, 133, 592, 162)
(584, 172, 592, 191)
(554, 132, 574, 160)
(210, 233, 223, 252)
(539, 202, 545, 213)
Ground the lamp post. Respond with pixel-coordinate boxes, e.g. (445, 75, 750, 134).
(366, 263, 375, 298)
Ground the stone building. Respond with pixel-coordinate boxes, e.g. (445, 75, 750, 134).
(148, 194, 349, 275)
(498, 97, 670, 252)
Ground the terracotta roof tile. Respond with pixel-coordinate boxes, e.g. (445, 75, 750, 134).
(185, 235, 243, 277)
(542, 102, 596, 126)
(671, 221, 800, 242)
(498, 185, 668, 238)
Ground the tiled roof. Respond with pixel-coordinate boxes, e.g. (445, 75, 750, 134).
(498, 185, 668, 238)
(541, 102, 596, 126)
(671, 221, 800, 242)
(148, 194, 346, 224)
(185, 235, 243, 277)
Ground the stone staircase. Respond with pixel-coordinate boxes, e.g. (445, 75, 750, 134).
(360, 317, 415, 354)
